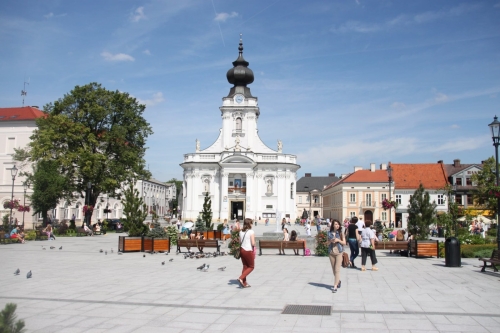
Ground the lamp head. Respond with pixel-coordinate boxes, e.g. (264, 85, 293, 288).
(387, 165, 393, 179)
(11, 165, 18, 178)
(489, 115, 500, 144)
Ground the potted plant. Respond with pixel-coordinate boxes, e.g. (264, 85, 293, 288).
(118, 185, 148, 252)
(144, 210, 170, 253)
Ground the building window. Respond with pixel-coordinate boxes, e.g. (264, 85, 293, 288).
(299, 196, 302, 204)
(455, 194, 462, 205)
(396, 195, 402, 204)
(381, 212, 387, 221)
(306, 195, 310, 203)
(437, 194, 445, 205)
(365, 194, 372, 206)
(229, 181, 233, 186)
(455, 178, 462, 186)
(266, 205, 273, 209)
(467, 194, 473, 205)
(350, 193, 355, 203)
(350, 212, 356, 218)
(381, 193, 387, 201)
(290, 183, 294, 199)
(466, 178, 472, 186)
(313, 195, 319, 204)
(235, 117, 242, 131)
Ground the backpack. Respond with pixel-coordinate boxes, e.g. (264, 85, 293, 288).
(304, 248, 311, 256)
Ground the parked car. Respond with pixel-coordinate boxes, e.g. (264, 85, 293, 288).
(105, 219, 122, 230)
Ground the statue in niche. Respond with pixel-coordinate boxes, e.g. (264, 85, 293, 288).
(234, 136, 241, 152)
(196, 139, 200, 152)
(204, 180, 209, 193)
(267, 180, 272, 194)
(277, 140, 282, 153)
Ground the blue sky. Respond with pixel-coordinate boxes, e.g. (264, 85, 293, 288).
(1, 0, 499, 182)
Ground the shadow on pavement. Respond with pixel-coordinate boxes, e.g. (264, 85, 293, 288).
(308, 282, 332, 290)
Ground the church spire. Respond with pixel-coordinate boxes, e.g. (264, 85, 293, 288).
(226, 34, 254, 93)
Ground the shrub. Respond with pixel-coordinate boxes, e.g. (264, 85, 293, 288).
(216, 223, 225, 231)
(457, 234, 490, 245)
(315, 231, 329, 256)
(165, 226, 178, 245)
(228, 230, 241, 258)
(24, 230, 36, 241)
(66, 229, 76, 237)
(56, 222, 69, 236)
(147, 220, 167, 239)
(487, 228, 497, 237)
(461, 244, 497, 258)
(0, 303, 25, 333)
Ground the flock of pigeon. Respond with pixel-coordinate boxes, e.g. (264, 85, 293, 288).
(15, 245, 64, 278)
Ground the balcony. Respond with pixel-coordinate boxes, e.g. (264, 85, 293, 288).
(360, 201, 377, 208)
(228, 187, 246, 194)
(232, 129, 245, 137)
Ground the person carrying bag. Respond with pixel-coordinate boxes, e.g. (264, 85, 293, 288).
(237, 218, 256, 288)
(327, 219, 346, 293)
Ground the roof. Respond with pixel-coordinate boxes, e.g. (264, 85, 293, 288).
(0, 106, 44, 121)
(297, 175, 339, 192)
(324, 169, 390, 190)
(391, 163, 448, 190)
(444, 163, 482, 178)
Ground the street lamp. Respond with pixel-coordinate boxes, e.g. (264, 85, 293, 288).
(9, 165, 18, 232)
(452, 183, 457, 236)
(488, 115, 500, 252)
(387, 165, 393, 227)
(86, 181, 92, 226)
(22, 182, 29, 228)
(304, 186, 311, 221)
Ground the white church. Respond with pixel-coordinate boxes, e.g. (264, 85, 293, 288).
(181, 38, 300, 223)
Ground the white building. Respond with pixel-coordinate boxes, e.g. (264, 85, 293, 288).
(181, 38, 300, 223)
(136, 179, 176, 220)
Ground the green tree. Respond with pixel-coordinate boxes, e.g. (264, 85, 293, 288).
(28, 160, 68, 226)
(407, 184, 437, 240)
(0, 303, 25, 333)
(201, 192, 213, 230)
(472, 156, 498, 216)
(14, 83, 153, 223)
(122, 184, 148, 237)
(195, 215, 206, 231)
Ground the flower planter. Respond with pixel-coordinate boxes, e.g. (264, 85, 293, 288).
(151, 238, 170, 252)
(118, 236, 143, 252)
(409, 240, 439, 258)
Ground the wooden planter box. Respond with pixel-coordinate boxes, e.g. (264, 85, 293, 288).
(409, 240, 439, 258)
(118, 236, 143, 252)
(118, 236, 170, 253)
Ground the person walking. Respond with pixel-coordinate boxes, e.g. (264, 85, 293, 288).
(328, 219, 346, 293)
(305, 220, 311, 237)
(238, 218, 256, 288)
(360, 220, 378, 271)
(346, 217, 360, 268)
(316, 216, 322, 233)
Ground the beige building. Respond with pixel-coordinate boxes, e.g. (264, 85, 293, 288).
(296, 173, 339, 220)
(322, 163, 393, 223)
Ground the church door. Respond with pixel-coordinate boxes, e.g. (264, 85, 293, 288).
(231, 201, 244, 220)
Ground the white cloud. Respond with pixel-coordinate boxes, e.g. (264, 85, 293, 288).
(143, 49, 151, 55)
(101, 51, 135, 62)
(44, 12, 66, 19)
(450, 124, 460, 129)
(214, 12, 238, 22)
(434, 92, 449, 103)
(44, 13, 54, 19)
(130, 7, 146, 22)
(331, 21, 380, 33)
(137, 92, 165, 106)
(391, 102, 406, 110)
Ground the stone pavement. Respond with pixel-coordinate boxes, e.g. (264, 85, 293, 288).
(1, 232, 500, 333)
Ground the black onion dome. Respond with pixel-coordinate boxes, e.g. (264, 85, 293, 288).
(226, 36, 254, 87)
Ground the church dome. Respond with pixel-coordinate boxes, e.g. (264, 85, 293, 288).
(226, 37, 254, 87)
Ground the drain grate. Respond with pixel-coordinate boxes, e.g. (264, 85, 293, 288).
(282, 304, 331, 316)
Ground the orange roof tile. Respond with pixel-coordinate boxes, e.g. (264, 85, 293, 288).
(325, 169, 389, 190)
(0, 106, 44, 121)
(391, 163, 448, 190)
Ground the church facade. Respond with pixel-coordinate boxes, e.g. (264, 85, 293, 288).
(180, 39, 300, 223)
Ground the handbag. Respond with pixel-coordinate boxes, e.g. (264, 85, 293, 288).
(234, 231, 248, 260)
(341, 252, 350, 268)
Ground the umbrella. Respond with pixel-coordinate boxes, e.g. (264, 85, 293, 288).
(457, 215, 493, 224)
(182, 222, 194, 229)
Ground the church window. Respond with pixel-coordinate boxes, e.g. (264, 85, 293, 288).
(243, 182, 246, 187)
(299, 196, 302, 203)
(235, 117, 242, 132)
(290, 183, 294, 199)
(266, 205, 273, 209)
(229, 181, 233, 186)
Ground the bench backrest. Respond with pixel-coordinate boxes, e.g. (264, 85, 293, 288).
(178, 239, 218, 246)
(491, 249, 499, 259)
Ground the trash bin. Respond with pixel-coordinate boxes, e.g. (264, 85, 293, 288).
(445, 237, 461, 267)
(438, 227, 444, 237)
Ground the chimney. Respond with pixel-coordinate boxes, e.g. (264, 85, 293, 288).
(341, 174, 348, 178)
(437, 160, 443, 164)
(380, 163, 387, 170)
(354, 166, 363, 172)
(370, 163, 375, 172)
(305, 173, 311, 177)
(328, 173, 335, 177)
(481, 160, 485, 165)
(453, 159, 460, 167)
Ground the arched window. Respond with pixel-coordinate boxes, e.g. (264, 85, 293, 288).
(235, 117, 242, 132)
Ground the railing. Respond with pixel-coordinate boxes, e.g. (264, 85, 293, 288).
(232, 129, 245, 136)
(262, 155, 277, 160)
(228, 187, 246, 194)
(360, 201, 377, 208)
(200, 154, 216, 160)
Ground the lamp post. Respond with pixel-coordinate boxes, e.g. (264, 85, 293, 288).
(452, 183, 457, 236)
(86, 181, 92, 226)
(9, 165, 18, 233)
(22, 182, 29, 228)
(488, 115, 500, 252)
(304, 186, 312, 221)
(387, 165, 393, 227)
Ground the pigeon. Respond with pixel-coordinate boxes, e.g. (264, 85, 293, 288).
(162, 261, 165, 265)
(111, 249, 113, 253)
(143, 254, 146, 258)
(99, 249, 103, 253)
(197, 264, 206, 270)
(118, 252, 123, 255)
(202, 265, 210, 272)
(14, 268, 20, 275)
(26, 271, 32, 279)
(165, 252, 168, 255)
(169, 259, 173, 262)
(218, 267, 226, 271)
(105, 251, 107, 255)
(59, 246, 62, 250)
(42, 247, 46, 250)
(50, 246, 55, 249)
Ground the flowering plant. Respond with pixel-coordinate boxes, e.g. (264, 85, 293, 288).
(488, 187, 500, 198)
(17, 205, 30, 212)
(83, 205, 94, 214)
(3, 199, 20, 210)
(382, 198, 398, 210)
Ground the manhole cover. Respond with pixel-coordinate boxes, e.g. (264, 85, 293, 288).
(282, 305, 331, 316)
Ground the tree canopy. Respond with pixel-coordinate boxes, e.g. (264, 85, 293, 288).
(407, 184, 437, 240)
(472, 156, 498, 216)
(15, 83, 153, 210)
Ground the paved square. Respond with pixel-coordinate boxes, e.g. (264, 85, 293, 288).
(1, 228, 500, 332)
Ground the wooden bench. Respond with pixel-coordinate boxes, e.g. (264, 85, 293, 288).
(409, 240, 439, 258)
(177, 239, 220, 254)
(0, 231, 15, 244)
(259, 240, 306, 256)
(76, 227, 88, 237)
(35, 230, 49, 241)
(374, 241, 409, 256)
(93, 230, 102, 235)
(479, 249, 500, 272)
